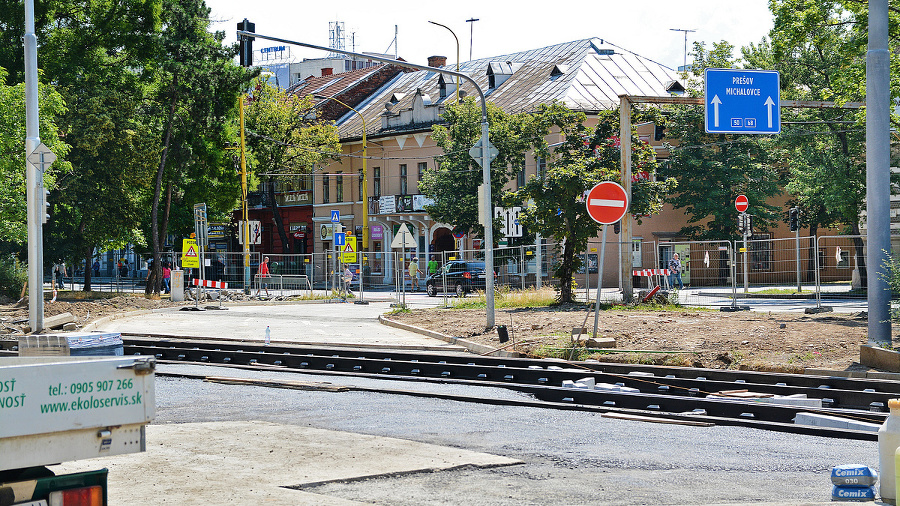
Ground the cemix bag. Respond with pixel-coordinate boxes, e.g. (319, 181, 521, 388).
(831, 465, 878, 487)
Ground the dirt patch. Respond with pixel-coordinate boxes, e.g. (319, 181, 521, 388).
(0, 294, 188, 337)
(387, 305, 873, 373)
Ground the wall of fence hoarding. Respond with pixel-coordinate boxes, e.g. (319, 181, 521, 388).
(56, 235, 896, 311)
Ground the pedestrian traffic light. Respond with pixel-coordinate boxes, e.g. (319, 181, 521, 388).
(789, 207, 800, 232)
(737, 213, 745, 234)
(746, 214, 755, 236)
(613, 222, 620, 234)
(237, 18, 255, 67)
(40, 188, 50, 224)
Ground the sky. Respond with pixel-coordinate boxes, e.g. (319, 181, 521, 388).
(205, 0, 775, 71)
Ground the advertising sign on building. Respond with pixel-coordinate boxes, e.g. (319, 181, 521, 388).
(370, 224, 384, 241)
(275, 192, 312, 207)
(412, 195, 434, 211)
(378, 196, 396, 215)
(395, 195, 414, 213)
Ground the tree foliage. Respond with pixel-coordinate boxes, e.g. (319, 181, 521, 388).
(515, 105, 675, 303)
(244, 76, 340, 253)
(662, 41, 784, 241)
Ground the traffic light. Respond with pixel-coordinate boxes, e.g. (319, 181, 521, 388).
(613, 222, 620, 234)
(746, 214, 755, 236)
(237, 18, 255, 67)
(40, 188, 50, 224)
(789, 207, 800, 232)
(736, 213, 745, 234)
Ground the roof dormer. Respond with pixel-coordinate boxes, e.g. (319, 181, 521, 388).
(487, 61, 523, 89)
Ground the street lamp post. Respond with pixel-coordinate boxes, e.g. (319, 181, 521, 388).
(239, 30, 498, 328)
(225, 97, 252, 293)
(465, 18, 479, 61)
(428, 21, 460, 102)
(315, 94, 368, 303)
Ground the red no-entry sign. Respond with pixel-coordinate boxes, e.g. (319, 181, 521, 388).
(586, 182, 629, 224)
(735, 194, 749, 213)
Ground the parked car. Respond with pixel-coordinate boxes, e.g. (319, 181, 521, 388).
(425, 260, 491, 297)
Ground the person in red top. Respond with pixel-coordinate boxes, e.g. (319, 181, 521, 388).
(256, 256, 270, 297)
(163, 263, 172, 294)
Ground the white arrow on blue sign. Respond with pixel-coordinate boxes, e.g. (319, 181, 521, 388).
(705, 68, 780, 134)
(334, 232, 346, 246)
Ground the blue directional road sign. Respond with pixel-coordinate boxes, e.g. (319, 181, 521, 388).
(705, 68, 780, 134)
(334, 232, 346, 246)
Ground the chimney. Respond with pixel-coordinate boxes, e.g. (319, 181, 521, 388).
(427, 55, 447, 68)
(321, 67, 333, 76)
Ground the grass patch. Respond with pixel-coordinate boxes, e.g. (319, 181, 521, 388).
(385, 306, 411, 315)
(451, 287, 559, 309)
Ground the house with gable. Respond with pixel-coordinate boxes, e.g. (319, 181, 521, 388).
(303, 38, 683, 286)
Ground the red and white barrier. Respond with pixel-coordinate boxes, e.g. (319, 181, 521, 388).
(632, 269, 670, 277)
(191, 279, 228, 289)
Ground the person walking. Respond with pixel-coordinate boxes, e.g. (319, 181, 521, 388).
(408, 257, 420, 291)
(163, 263, 172, 294)
(255, 256, 270, 297)
(427, 255, 439, 276)
(668, 253, 684, 290)
(92, 260, 100, 278)
(343, 265, 354, 295)
(53, 262, 66, 290)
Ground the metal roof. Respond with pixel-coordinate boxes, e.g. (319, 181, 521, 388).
(334, 38, 679, 140)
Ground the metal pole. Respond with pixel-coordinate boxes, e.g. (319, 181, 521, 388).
(619, 96, 633, 302)
(743, 214, 749, 294)
(535, 233, 542, 289)
(592, 225, 608, 339)
(239, 97, 251, 293)
(867, 0, 891, 346)
(24, 0, 44, 332)
(482, 120, 495, 327)
(428, 21, 460, 103)
(795, 228, 802, 292)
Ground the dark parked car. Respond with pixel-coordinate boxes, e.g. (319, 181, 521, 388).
(425, 260, 490, 297)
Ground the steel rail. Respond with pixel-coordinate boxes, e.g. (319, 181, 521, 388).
(121, 337, 887, 440)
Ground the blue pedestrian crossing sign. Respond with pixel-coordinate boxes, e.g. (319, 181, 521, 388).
(705, 68, 780, 134)
(331, 210, 340, 223)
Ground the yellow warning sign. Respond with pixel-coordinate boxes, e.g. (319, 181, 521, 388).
(341, 236, 357, 263)
(182, 238, 200, 268)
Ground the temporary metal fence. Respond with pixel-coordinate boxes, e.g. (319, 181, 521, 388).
(655, 240, 734, 307)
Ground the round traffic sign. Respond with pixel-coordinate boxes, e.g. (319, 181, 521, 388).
(585, 182, 629, 224)
(735, 194, 749, 213)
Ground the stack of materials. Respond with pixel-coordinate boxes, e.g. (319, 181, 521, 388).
(830, 464, 877, 502)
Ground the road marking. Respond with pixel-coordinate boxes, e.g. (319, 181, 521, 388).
(589, 199, 626, 207)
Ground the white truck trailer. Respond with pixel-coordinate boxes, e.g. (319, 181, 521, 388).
(0, 353, 155, 505)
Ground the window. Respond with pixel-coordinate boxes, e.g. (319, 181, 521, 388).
(537, 157, 546, 178)
(417, 162, 427, 193)
(400, 164, 408, 194)
(373, 167, 381, 198)
(358, 171, 363, 201)
(516, 161, 526, 188)
(336, 171, 344, 202)
(632, 239, 642, 268)
(322, 174, 330, 204)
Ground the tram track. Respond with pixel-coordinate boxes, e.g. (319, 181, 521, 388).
(110, 333, 892, 441)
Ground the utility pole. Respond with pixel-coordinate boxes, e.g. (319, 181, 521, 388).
(867, 0, 891, 346)
(669, 28, 696, 73)
(465, 18, 479, 61)
(24, 0, 45, 332)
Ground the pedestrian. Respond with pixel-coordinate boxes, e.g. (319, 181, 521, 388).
(92, 259, 100, 278)
(255, 256, 270, 297)
(163, 263, 171, 294)
(53, 262, 66, 290)
(343, 265, 354, 294)
(408, 257, 420, 291)
(668, 253, 684, 290)
(427, 255, 439, 276)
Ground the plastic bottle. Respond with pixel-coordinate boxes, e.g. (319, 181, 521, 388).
(879, 398, 900, 502)
(265, 326, 271, 346)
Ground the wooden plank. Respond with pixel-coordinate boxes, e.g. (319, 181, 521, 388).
(204, 376, 349, 392)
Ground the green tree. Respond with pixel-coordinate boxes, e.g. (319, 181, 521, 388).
(515, 105, 675, 303)
(662, 41, 784, 241)
(0, 66, 70, 246)
(143, 0, 252, 293)
(420, 97, 542, 242)
(243, 76, 340, 253)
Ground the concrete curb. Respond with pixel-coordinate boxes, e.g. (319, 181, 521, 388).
(378, 316, 520, 358)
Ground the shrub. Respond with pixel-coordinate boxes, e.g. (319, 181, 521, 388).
(0, 256, 27, 300)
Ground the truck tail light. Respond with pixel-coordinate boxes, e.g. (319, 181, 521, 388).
(49, 486, 103, 506)
(463, 271, 471, 279)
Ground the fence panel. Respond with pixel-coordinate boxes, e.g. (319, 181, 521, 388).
(657, 240, 734, 307)
(735, 235, 817, 293)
